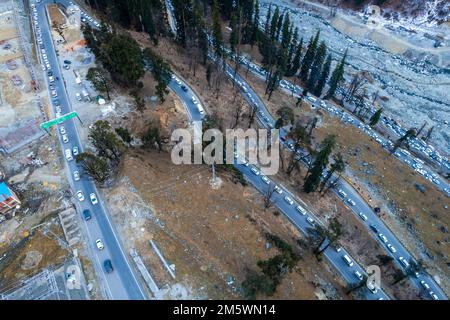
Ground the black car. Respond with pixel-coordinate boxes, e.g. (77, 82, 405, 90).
(53, 98, 60, 106)
(180, 85, 188, 92)
(82, 209, 92, 221)
(47, 71, 53, 76)
(369, 225, 378, 233)
(104, 259, 114, 273)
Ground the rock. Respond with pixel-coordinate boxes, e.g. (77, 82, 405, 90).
(415, 183, 426, 193)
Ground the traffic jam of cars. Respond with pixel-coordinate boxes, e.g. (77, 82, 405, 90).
(32, 0, 111, 274)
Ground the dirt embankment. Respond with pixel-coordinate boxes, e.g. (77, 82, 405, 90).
(105, 149, 348, 299)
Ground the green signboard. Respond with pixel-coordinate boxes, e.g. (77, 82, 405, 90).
(40, 111, 79, 130)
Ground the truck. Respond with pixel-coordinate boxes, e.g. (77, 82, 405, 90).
(81, 89, 91, 102)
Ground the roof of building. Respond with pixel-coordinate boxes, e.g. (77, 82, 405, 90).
(0, 181, 13, 202)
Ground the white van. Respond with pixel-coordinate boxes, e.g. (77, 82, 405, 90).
(65, 148, 73, 161)
(343, 254, 354, 267)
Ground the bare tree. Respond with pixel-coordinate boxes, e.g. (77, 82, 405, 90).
(264, 184, 276, 209)
(231, 97, 244, 129)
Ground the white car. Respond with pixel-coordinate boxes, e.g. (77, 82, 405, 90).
(306, 216, 315, 226)
(429, 291, 439, 300)
(59, 126, 66, 135)
(75, 92, 82, 101)
(284, 196, 293, 205)
(387, 243, 397, 253)
(95, 239, 104, 250)
(72, 146, 79, 156)
(347, 198, 356, 206)
(296, 205, 306, 215)
(358, 212, 368, 221)
(274, 185, 282, 194)
(399, 256, 410, 268)
(73, 171, 80, 181)
(62, 134, 69, 143)
(90, 193, 98, 205)
(354, 270, 363, 280)
(338, 189, 347, 197)
(76, 190, 85, 202)
(250, 167, 260, 175)
(420, 280, 430, 290)
(260, 176, 270, 184)
(378, 233, 388, 243)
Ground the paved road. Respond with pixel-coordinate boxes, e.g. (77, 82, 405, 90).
(236, 53, 450, 196)
(214, 55, 447, 300)
(31, 0, 145, 300)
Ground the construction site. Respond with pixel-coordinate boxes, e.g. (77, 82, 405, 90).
(0, 0, 47, 154)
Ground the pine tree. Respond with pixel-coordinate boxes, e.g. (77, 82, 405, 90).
(325, 49, 347, 99)
(264, 4, 272, 35)
(299, 31, 320, 82)
(269, 7, 279, 41)
(230, 14, 238, 53)
(307, 41, 327, 91)
(304, 135, 335, 193)
(212, 0, 223, 59)
(370, 108, 383, 126)
(313, 54, 331, 97)
(288, 27, 298, 62)
(286, 37, 302, 77)
(280, 13, 291, 50)
(242, 0, 255, 43)
(250, 0, 260, 46)
(275, 11, 283, 41)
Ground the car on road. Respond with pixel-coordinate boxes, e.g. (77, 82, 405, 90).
(75, 92, 82, 101)
(429, 291, 439, 300)
(180, 85, 188, 92)
(347, 198, 356, 206)
(296, 205, 306, 215)
(73, 171, 80, 181)
(274, 185, 282, 194)
(76, 190, 85, 202)
(387, 243, 397, 253)
(338, 189, 347, 197)
(65, 148, 73, 161)
(62, 134, 69, 143)
(73, 146, 79, 156)
(335, 247, 342, 253)
(378, 233, 388, 243)
(82, 209, 92, 221)
(284, 196, 293, 205)
(51, 90, 58, 98)
(367, 282, 378, 294)
(354, 270, 363, 280)
(261, 175, 270, 184)
(90, 193, 98, 205)
(358, 212, 368, 221)
(103, 259, 114, 273)
(342, 254, 354, 267)
(96, 239, 104, 250)
(420, 280, 430, 290)
(398, 256, 410, 268)
(250, 167, 260, 175)
(306, 216, 314, 226)
(369, 225, 378, 233)
(59, 126, 66, 135)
